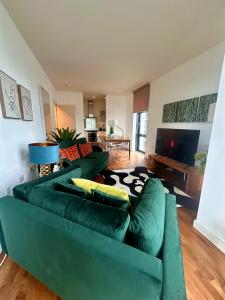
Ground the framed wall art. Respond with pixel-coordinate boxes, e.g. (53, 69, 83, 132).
(162, 102, 178, 123)
(0, 71, 21, 119)
(176, 97, 199, 122)
(18, 85, 33, 121)
(0, 70, 21, 119)
(196, 93, 217, 122)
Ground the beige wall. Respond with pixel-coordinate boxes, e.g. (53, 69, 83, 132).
(55, 91, 84, 135)
(56, 105, 76, 129)
(105, 94, 133, 144)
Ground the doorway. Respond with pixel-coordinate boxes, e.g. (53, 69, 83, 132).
(39, 86, 52, 140)
(135, 111, 148, 153)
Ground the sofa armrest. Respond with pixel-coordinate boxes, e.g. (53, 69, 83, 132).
(13, 165, 75, 200)
(0, 196, 162, 300)
(161, 194, 186, 300)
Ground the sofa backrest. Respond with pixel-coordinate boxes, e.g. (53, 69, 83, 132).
(126, 178, 166, 256)
(13, 165, 77, 201)
(28, 186, 130, 242)
(36, 167, 81, 189)
(0, 195, 163, 300)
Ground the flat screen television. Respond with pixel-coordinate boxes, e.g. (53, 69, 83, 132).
(155, 128, 200, 166)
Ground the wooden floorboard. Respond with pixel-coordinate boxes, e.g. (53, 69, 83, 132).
(0, 150, 225, 299)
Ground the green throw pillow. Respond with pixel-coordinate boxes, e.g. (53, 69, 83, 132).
(54, 182, 88, 198)
(126, 178, 166, 256)
(92, 190, 129, 210)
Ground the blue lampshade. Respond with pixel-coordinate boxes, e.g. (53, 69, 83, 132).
(29, 143, 59, 164)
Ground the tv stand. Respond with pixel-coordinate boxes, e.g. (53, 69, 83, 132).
(148, 154, 201, 200)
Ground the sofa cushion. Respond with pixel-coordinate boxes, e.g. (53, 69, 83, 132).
(126, 178, 166, 256)
(65, 199, 130, 241)
(37, 167, 82, 189)
(72, 178, 129, 201)
(79, 143, 93, 157)
(85, 151, 109, 162)
(74, 137, 87, 144)
(62, 158, 100, 179)
(54, 182, 89, 198)
(60, 145, 80, 161)
(62, 151, 109, 180)
(92, 190, 129, 210)
(129, 195, 140, 211)
(13, 165, 76, 201)
(28, 186, 130, 241)
(28, 187, 83, 217)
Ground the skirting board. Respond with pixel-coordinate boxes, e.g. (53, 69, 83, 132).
(194, 219, 225, 254)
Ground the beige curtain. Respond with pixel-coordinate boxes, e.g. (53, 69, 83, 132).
(133, 83, 150, 113)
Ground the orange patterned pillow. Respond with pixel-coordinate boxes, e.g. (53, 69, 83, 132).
(79, 143, 93, 157)
(59, 145, 80, 161)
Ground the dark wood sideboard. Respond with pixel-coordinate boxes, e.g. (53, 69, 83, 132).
(148, 154, 202, 201)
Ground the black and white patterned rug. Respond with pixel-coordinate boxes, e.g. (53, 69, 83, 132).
(101, 166, 199, 210)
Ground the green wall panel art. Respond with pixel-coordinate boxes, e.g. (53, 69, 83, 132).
(196, 93, 217, 122)
(162, 102, 178, 123)
(176, 97, 199, 122)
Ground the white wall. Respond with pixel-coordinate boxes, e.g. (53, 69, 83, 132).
(0, 3, 55, 197)
(194, 55, 225, 254)
(105, 94, 133, 141)
(55, 91, 84, 135)
(146, 41, 225, 156)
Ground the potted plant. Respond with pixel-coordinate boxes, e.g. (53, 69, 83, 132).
(194, 151, 207, 191)
(48, 127, 81, 148)
(109, 126, 114, 135)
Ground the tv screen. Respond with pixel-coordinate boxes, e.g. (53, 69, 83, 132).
(155, 128, 200, 166)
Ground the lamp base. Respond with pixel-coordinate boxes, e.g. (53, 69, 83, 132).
(39, 164, 51, 177)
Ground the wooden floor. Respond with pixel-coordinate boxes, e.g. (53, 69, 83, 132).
(0, 150, 225, 299)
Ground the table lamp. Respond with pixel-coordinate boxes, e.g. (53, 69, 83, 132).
(29, 142, 59, 176)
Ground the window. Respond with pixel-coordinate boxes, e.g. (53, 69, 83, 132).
(136, 111, 148, 153)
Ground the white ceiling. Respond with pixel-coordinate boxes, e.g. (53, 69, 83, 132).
(2, 0, 225, 94)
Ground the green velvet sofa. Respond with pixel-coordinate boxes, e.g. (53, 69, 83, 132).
(0, 143, 186, 299)
(13, 139, 109, 201)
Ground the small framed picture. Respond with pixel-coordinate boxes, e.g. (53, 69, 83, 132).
(18, 85, 33, 121)
(0, 70, 21, 119)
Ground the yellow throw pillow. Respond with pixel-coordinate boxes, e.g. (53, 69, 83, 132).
(71, 178, 129, 202)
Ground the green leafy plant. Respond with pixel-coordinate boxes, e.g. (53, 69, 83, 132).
(48, 127, 81, 143)
(109, 126, 114, 135)
(194, 151, 207, 175)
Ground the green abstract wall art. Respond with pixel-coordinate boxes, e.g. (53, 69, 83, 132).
(196, 93, 217, 122)
(176, 97, 199, 122)
(162, 93, 217, 123)
(162, 102, 178, 122)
